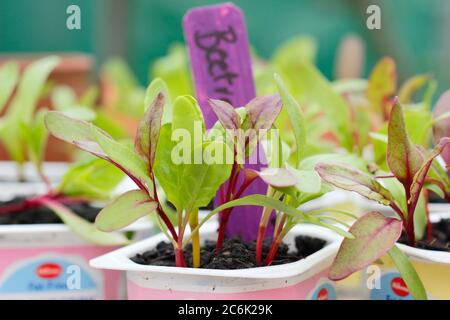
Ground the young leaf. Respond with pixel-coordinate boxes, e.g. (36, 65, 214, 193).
(45, 111, 151, 189)
(40, 198, 129, 246)
(274, 73, 306, 166)
(58, 158, 124, 199)
(135, 91, 165, 167)
(0, 61, 19, 113)
(96, 190, 158, 232)
(172, 95, 205, 151)
(329, 211, 402, 280)
(367, 57, 397, 118)
(315, 163, 394, 205)
(243, 94, 282, 137)
(388, 245, 427, 300)
(8, 56, 60, 122)
(409, 138, 450, 211)
(145, 78, 172, 124)
(179, 141, 233, 212)
(387, 101, 424, 185)
(294, 63, 353, 151)
(208, 99, 241, 130)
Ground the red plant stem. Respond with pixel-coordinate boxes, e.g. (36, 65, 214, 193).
(156, 206, 178, 242)
(265, 238, 281, 266)
(255, 225, 267, 264)
(216, 161, 240, 250)
(174, 247, 187, 268)
(389, 202, 406, 224)
(216, 208, 231, 250)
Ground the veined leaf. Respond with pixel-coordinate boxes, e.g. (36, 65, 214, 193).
(41, 198, 129, 246)
(329, 211, 402, 280)
(409, 138, 450, 211)
(258, 167, 298, 188)
(145, 78, 172, 124)
(208, 99, 241, 130)
(58, 158, 124, 199)
(315, 163, 394, 205)
(135, 91, 165, 167)
(96, 190, 157, 232)
(387, 102, 424, 185)
(45, 111, 151, 189)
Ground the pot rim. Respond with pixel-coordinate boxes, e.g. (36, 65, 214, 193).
(0, 217, 152, 234)
(89, 223, 340, 280)
(395, 212, 450, 264)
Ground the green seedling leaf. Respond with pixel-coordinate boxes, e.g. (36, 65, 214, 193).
(0, 56, 59, 167)
(61, 107, 96, 121)
(0, 61, 19, 112)
(315, 163, 394, 205)
(172, 95, 205, 150)
(367, 57, 396, 118)
(388, 245, 427, 300)
(45, 111, 151, 189)
(96, 190, 158, 232)
(274, 73, 306, 166)
(51, 85, 77, 110)
(79, 85, 99, 107)
(179, 141, 232, 212)
(208, 99, 241, 130)
(398, 75, 430, 104)
(135, 91, 165, 167)
(21, 109, 48, 171)
(294, 63, 352, 151)
(153, 124, 182, 209)
(145, 78, 172, 124)
(243, 94, 282, 138)
(289, 167, 322, 194)
(387, 101, 424, 185)
(41, 198, 129, 246)
(329, 211, 402, 280)
(58, 158, 124, 199)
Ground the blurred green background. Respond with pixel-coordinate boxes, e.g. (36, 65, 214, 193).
(1, 0, 449, 95)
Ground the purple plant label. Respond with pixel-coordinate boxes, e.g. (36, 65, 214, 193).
(183, 3, 273, 240)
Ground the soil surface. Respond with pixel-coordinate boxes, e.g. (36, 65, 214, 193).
(0, 196, 100, 225)
(398, 218, 450, 252)
(131, 235, 327, 269)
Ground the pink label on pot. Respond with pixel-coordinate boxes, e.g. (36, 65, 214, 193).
(0, 245, 121, 299)
(183, 2, 272, 241)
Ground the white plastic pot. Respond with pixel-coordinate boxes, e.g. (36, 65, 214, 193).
(0, 161, 68, 183)
(90, 223, 340, 300)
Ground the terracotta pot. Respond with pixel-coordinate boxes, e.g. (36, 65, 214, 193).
(0, 53, 94, 162)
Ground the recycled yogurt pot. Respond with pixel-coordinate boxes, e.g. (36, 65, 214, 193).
(0, 218, 154, 300)
(90, 223, 340, 300)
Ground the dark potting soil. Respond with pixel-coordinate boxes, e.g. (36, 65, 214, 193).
(0, 196, 100, 225)
(398, 218, 450, 252)
(131, 236, 327, 269)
